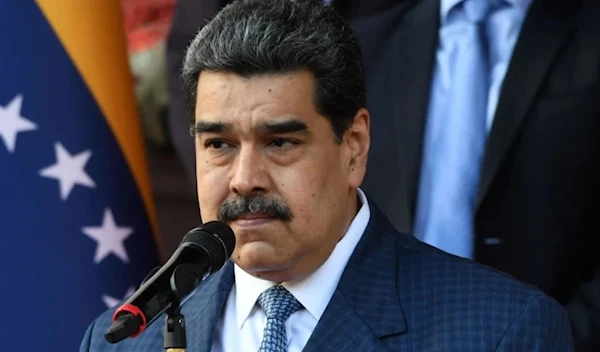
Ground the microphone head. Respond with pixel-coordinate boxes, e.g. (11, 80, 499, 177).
(182, 221, 235, 272)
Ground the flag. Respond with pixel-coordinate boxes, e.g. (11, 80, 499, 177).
(0, 1, 160, 351)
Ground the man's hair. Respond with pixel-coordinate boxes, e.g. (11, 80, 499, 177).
(182, 0, 366, 142)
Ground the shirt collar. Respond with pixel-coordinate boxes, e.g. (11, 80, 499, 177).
(440, 0, 533, 22)
(234, 188, 371, 329)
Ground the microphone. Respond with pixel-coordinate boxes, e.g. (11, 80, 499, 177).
(104, 221, 235, 344)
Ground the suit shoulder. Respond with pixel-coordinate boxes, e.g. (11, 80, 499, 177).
(395, 233, 567, 329)
(392, 234, 572, 346)
(397, 233, 547, 299)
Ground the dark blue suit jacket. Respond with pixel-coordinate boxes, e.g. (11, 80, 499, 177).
(80, 201, 574, 351)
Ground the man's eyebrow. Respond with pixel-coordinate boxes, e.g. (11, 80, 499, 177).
(193, 121, 232, 135)
(257, 119, 309, 134)
(193, 119, 309, 135)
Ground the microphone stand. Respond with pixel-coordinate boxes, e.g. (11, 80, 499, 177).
(164, 263, 203, 352)
(164, 307, 186, 352)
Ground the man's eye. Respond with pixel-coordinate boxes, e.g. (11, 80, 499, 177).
(269, 138, 296, 148)
(205, 140, 231, 149)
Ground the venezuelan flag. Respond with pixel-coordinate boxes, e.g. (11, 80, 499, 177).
(0, 1, 159, 350)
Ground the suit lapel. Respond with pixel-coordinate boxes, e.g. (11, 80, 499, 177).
(389, 0, 440, 224)
(179, 261, 234, 352)
(302, 291, 398, 352)
(476, 0, 577, 208)
(303, 204, 407, 351)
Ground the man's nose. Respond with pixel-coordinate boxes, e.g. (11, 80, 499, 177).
(229, 146, 270, 196)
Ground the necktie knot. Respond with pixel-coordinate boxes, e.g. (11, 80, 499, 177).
(463, 0, 493, 23)
(257, 285, 302, 322)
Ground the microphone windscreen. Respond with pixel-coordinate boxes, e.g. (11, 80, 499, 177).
(181, 221, 235, 272)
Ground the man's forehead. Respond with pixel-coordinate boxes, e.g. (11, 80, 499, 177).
(195, 71, 315, 107)
(194, 70, 325, 135)
(194, 96, 310, 130)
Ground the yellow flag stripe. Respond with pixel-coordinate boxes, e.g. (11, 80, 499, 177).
(35, 0, 159, 243)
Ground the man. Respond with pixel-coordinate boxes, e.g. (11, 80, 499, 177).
(352, 0, 600, 349)
(80, 1, 574, 351)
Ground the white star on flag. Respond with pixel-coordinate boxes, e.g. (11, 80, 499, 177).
(39, 142, 95, 200)
(0, 94, 37, 153)
(102, 286, 136, 308)
(82, 208, 134, 264)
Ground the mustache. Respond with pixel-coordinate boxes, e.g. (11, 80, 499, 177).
(218, 196, 293, 222)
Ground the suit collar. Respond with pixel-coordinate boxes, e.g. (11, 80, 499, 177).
(337, 203, 407, 338)
(304, 201, 407, 351)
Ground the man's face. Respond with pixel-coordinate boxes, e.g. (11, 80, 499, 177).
(194, 70, 369, 283)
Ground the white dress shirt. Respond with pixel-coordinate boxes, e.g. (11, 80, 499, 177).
(211, 189, 370, 352)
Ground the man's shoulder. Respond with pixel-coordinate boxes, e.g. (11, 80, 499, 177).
(396, 231, 554, 305)
(363, 201, 555, 313)
(393, 232, 570, 341)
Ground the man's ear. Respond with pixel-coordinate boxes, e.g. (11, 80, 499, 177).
(344, 108, 370, 188)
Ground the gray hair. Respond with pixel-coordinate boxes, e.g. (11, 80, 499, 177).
(182, 0, 366, 142)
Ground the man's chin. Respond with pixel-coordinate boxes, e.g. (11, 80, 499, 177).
(232, 245, 297, 281)
(242, 265, 299, 283)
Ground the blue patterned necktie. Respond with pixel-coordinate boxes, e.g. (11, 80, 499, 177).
(257, 285, 302, 352)
(415, 0, 496, 258)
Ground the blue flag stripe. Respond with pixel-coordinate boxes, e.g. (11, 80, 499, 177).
(0, 3, 158, 351)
